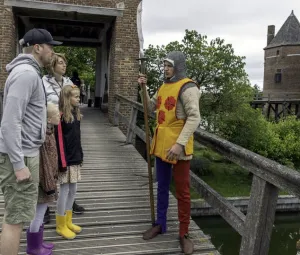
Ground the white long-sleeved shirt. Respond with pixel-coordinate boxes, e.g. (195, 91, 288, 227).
(42, 75, 73, 105)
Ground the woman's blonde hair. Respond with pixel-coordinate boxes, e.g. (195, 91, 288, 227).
(47, 53, 67, 76)
(59, 85, 81, 123)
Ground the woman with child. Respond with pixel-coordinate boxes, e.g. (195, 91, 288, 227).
(26, 54, 84, 255)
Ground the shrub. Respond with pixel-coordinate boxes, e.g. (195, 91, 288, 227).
(216, 104, 300, 169)
(190, 157, 212, 176)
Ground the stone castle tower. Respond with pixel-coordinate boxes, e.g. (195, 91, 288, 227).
(263, 11, 300, 99)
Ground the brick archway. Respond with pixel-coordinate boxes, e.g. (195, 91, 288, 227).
(1, 0, 140, 123)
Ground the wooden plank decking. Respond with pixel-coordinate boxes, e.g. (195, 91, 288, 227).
(0, 106, 219, 255)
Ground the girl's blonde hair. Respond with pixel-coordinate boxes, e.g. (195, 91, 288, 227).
(47, 53, 67, 76)
(59, 85, 81, 123)
(47, 102, 59, 119)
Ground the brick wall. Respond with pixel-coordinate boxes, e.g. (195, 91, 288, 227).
(263, 45, 300, 98)
(0, 0, 16, 91)
(0, 0, 140, 126)
(107, 0, 140, 124)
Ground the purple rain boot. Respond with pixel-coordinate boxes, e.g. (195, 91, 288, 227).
(40, 225, 54, 250)
(26, 228, 52, 255)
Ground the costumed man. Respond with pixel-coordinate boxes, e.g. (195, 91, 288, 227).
(138, 51, 201, 255)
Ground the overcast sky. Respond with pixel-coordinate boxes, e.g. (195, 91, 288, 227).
(141, 0, 300, 88)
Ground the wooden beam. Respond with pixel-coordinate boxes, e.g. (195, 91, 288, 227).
(4, 0, 123, 17)
(194, 129, 300, 197)
(190, 171, 246, 236)
(240, 176, 279, 255)
(52, 36, 100, 43)
(126, 108, 138, 144)
(115, 110, 152, 145)
(29, 17, 105, 29)
(79, 27, 84, 36)
(267, 103, 271, 119)
(17, 12, 114, 24)
(114, 99, 121, 126)
(115, 94, 155, 119)
(252, 99, 300, 104)
(89, 27, 94, 37)
(98, 23, 111, 43)
(56, 41, 100, 47)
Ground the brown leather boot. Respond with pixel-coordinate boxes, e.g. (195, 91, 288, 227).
(180, 234, 194, 255)
(142, 225, 162, 240)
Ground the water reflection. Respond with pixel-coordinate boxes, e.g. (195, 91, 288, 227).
(193, 212, 300, 255)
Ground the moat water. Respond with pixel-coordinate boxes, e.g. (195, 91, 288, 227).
(194, 212, 300, 255)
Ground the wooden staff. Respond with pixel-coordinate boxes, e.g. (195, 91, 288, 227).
(139, 57, 155, 225)
(137, 0, 155, 225)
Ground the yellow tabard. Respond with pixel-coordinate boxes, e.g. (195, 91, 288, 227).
(150, 78, 194, 164)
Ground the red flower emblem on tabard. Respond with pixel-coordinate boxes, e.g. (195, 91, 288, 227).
(158, 110, 165, 124)
(156, 96, 162, 109)
(164, 96, 176, 111)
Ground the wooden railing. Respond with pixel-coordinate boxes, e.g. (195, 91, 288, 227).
(0, 92, 3, 123)
(114, 93, 300, 255)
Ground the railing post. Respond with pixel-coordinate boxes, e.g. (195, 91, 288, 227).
(126, 106, 138, 144)
(0, 92, 3, 124)
(240, 175, 279, 255)
(296, 103, 299, 119)
(114, 98, 120, 126)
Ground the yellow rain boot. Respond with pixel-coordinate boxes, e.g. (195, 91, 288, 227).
(56, 214, 76, 239)
(66, 210, 82, 233)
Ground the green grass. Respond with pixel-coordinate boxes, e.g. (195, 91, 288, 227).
(194, 145, 224, 163)
(194, 145, 253, 197)
(200, 162, 252, 197)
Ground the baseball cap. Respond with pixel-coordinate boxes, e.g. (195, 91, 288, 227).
(23, 28, 62, 47)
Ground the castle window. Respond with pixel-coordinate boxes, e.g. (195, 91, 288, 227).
(276, 50, 280, 56)
(275, 70, 282, 83)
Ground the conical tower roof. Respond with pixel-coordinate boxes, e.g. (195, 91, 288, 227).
(265, 11, 300, 49)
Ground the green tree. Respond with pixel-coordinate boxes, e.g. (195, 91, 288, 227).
(54, 46, 96, 91)
(252, 84, 263, 99)
(218, 104, 300, 169)
(144, 45, 167, 97)
(269, 116, 300, 168)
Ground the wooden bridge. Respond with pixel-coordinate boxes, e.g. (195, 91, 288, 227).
(0, 105, 219, 254)
(251, 93, 300, 121)
(0, 94, 300, 254)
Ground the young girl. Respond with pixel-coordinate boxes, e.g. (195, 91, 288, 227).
(55, 85, 83, 239)
(26, 103, 60, 255)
